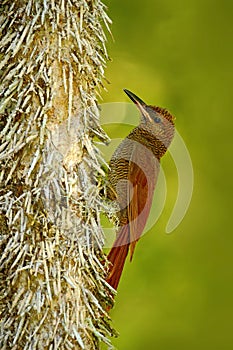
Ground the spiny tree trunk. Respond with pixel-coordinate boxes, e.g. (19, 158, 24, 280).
(0, 1, 115, 349)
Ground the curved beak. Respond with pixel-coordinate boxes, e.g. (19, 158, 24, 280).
(123, 89, 150, 121)
(124, 89, 146, 106)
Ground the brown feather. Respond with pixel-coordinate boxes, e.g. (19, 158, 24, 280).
(106, 91, 175, 292)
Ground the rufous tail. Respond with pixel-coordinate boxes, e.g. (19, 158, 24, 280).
(106, 225, 130, 290)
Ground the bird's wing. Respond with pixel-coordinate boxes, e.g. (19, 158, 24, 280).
(127, 142, 159, 260)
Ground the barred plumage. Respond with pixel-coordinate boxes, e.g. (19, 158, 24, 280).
(106, 89, 175, 291)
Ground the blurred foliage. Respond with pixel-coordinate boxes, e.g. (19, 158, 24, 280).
(101, 0, 233, 349)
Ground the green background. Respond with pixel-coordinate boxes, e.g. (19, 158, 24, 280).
(101, 1, 233, 349)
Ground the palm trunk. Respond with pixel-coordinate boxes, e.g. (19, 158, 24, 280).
(0, 1, 115, 349)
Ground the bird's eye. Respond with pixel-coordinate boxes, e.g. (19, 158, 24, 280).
(154, 116, 161, 123)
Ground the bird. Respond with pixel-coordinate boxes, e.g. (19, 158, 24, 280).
(106, 89, 175, 291)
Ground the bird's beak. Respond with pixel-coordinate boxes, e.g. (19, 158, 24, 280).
(123, 89, 148, 117)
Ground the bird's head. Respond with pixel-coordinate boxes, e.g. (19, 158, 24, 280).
(124, 89, 175, 148)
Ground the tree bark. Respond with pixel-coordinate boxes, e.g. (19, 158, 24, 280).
(0, 1, 115, 348)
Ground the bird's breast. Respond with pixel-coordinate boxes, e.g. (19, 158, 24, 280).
(108, 136, 160, 221)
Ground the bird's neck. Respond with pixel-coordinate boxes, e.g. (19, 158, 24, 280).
(127, 126, 167, 159)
